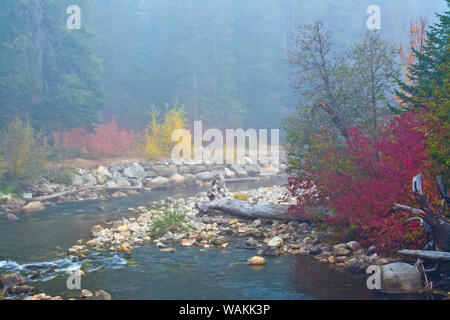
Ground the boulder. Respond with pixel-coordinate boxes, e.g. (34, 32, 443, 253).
(115, 177, 131, 188)
(95, 166, 112, 178)
(1, 273, 26, 289)
(346, 241, 362, 251)
(191, 165, 207, 174)
(72, 175, 83, 187)
(267, 236, 283, 248)
(80, 289, 93, 298)
(195, 171, 214, 181)
(106, 181, 118, 188)
(81, 173, 96, 185)
(224, 167, 236, 178)
(88, 290, 112, 300)
(148, 176, 170, 189)
(169, 173, 186, 186)
(244, 165, 258, 177)
(247, 256, 266, 265)
(152, 165, 177, 177)
(230, 165, 248, 178)
(22, 201, 45, 212)
(6, 214, 19, 221)
(380, 262, 422, 294)
(181, 239, 196, 247)
(183, 174, 196, 186)
(178, 166, 192, 174)
(91, 225, 103, 236)
(334, 247, 352, 256)
(123, 163, 146, 179)
(309, 246, 322, 255)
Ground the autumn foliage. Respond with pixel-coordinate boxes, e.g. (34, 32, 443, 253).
(54, 117, 136, 157)
(285, 112, 438, 252)
(143, 104, 189, 161)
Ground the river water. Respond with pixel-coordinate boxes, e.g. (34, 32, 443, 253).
(0, 179, 420, 300)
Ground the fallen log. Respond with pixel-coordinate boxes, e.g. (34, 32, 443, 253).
(195, 198, 311, 222)
(26, 186, 143, 202)
(398, 250, 450, 261)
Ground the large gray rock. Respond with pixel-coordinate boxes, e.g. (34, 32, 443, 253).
(380, 262, 422, 294)
(178, 166, 192, 174)
(191, 165, 207, 174)
(72, 175, 83, 187)
(169, 173, 186, 186)
(95, 166, 112, 178)
(152, 165, 177, 177)
(244, 165, 258, 177)
(230, 165, 248, 178)
(148, 176, 170, 189)
(115, 177, 131, 188)
(123, 163, 146, 179)
(267, 236, 283, 248)
(195, 171, 214, 181)
(81, 173, 97, 185)
(183, 174, 196, 185)
(224, 167, 236, 178)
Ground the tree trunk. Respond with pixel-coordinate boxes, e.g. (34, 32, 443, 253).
(398, 249, 450, 261)
(195, 198, 312, 222)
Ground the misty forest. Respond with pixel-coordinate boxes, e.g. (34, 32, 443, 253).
(0, 0, 449, 301)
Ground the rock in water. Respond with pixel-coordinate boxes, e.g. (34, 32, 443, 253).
(80, 289, 93, 298)
(380, 262, 423, 294)
(247, 256, 266, 265)
(22, 201, 45, 212)
(88, 290, 112, 300)
(6, 214, 19, 221)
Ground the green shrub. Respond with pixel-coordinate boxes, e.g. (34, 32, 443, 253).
(149, 206, 190, 237)
(43, 168, 76, 185)
(1, 117, 48, 191)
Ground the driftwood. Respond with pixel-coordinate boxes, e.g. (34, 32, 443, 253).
(393, 174, 450, 274)
(393, 174, 450, 253)
(196, 198, 309, 222)
(207, 174, 229, 201)
(399, 250, 450, 261)
(26, 185, 143, 202)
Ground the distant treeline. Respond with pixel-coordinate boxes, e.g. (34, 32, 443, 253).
(0, 0, 447, 133)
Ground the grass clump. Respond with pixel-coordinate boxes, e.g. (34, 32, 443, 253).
(233, 192, 249, 201)
(43, 168, 76, 185)
(149, 206, 192, 237)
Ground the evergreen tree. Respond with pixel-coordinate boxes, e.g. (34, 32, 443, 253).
(396, 0, 450, 108)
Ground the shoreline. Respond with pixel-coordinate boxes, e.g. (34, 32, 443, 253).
(1, 184, 443, 300)
(0, 159, 286, 216)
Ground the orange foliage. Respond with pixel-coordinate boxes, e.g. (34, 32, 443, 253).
(399, 17, 427, 77)
(54, 117, 136, 157)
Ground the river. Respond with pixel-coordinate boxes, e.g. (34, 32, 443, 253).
(0, 179, 420, 300)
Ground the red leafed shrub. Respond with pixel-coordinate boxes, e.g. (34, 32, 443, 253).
(286, 112, 437, 252)
(54, 117, 136, 157)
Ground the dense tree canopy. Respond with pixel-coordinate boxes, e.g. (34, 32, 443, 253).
(0, 0, 105, 133)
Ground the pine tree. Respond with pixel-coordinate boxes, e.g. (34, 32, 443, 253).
(396, 0, 450, 108)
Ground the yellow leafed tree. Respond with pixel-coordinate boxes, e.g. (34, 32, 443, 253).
(143, 103, 189, 160)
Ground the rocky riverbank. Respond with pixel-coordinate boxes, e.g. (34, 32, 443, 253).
(68, 185, 426, 296)
(0, 159, 285, 215)
(2, 184, 440, 300)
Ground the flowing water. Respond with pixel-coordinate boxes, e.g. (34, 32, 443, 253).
(0, 178, 421, 300)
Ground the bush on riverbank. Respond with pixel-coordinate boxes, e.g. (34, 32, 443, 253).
(1, 117, 48, 192)
(52, 117, 137, 158)
(149, 206, 193, 237)
(42, 168, 76, 185)
(286, 112, 432, 252)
